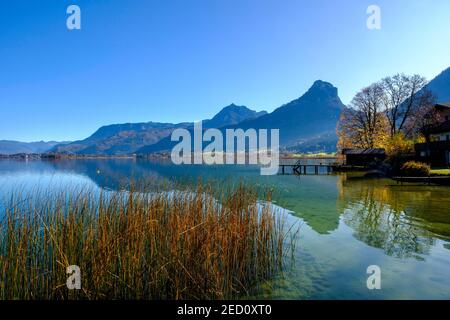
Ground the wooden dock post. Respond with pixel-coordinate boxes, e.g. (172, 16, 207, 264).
(278, 159, 334, 177)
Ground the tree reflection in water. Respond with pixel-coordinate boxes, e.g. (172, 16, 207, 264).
(336, 174, 448, 259)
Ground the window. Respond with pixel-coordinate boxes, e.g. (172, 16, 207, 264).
(447, 135, 450, 141)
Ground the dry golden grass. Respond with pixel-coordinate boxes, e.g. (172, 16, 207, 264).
(0, 183, 293, 300)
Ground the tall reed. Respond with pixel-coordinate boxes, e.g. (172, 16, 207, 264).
(0, 183, 293, 300)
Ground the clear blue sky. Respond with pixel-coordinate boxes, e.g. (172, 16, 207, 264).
(1, 0, 449, 142)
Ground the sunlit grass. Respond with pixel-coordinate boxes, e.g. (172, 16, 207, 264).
(0, 183, 295, 300)
(430, 169, 450, 176)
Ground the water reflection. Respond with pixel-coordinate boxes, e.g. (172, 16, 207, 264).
(2, 159, 449, 245)
(337, 175, 450, 259)
(2, 159, 450, 299)
(1, 159, 342, 234)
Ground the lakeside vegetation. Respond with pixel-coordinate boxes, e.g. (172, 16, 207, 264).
(400, 163, 450, 177)
(0, 183, 295, 300)
(400, 161, 431, 177)
(431, 169, 450, 176)
(337, 73, 435, 157)
(336, 73, 450, 177)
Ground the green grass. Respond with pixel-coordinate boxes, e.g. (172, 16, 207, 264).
(430, 169, 450, 176)
(0, 183, 295, 300)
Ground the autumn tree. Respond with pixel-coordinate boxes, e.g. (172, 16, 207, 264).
(380, 74, 435, 138)
(337, 83, 389, 150)
(338, 73, 438, 152)
(337, 110, 357, 150)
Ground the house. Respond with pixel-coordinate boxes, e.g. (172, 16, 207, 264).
(435, 103, 450, 122)
(415, 120, 450, 167)
(342, 148, 386, 166)
(415, 103, 450, 167)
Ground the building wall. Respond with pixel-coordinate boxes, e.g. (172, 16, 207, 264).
(440, 109, 450, 122)
(415, 141, 450, 167)
(431, 131, 450, 142)
(345, 154, 386, 166)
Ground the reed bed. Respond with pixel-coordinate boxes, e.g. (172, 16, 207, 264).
(0, 183, 293, 300)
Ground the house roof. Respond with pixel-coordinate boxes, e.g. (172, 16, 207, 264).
(435, 103, 450, 109)
(342, 148, 386, 155)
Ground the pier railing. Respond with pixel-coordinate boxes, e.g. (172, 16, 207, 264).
(278, 157, 342, 175)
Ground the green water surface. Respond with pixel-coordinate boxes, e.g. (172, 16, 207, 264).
(1, 159, 449, 299)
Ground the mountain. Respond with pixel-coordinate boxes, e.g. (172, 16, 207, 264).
(51, 122, 191, 155)
(52, 105, 266, 155)
(425, 67, 450, 103)
(235, 80, 345, 147)
(203, 104, 267, 128)
(285, 132, 340, 153)
(0, 140, 71, 155)
(139, 80, 345, 153)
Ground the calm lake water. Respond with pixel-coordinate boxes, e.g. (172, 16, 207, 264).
(1, 159, 450, 299)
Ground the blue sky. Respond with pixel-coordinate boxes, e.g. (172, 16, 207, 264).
(1, 0, 449, 142)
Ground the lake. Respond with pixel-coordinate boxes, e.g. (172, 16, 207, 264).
(1, 158, 450, 299)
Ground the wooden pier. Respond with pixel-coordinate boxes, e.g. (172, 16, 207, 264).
(279, 158, 335, 175)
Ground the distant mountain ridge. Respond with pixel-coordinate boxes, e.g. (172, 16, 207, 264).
(0, 140, 71, 155)
(139, 80, 346, 153)
(6, 67, 449, 155)
(51, 105, 266, 155)
(424, 67, 450, 103)
(51, 122, 192, 155)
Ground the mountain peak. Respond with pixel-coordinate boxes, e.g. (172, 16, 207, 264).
(309, 80, 337, 93)
(204, 104, 267, 128)
(312, 79, 332, 87)
(222, 103, 245, 111)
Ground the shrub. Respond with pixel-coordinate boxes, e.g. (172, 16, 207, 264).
(400, 161, 431, 177)
(385, 133, 415, 160)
